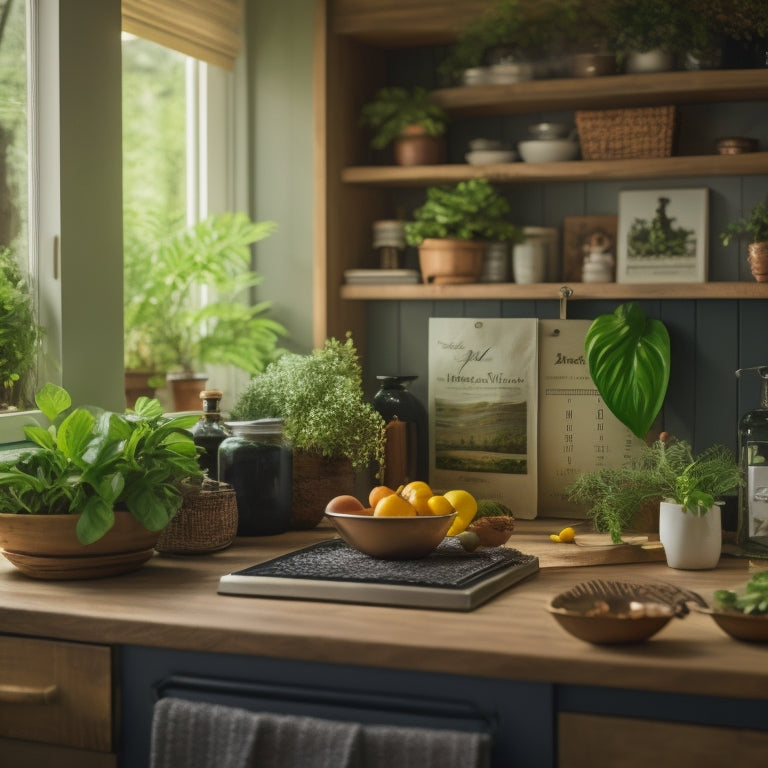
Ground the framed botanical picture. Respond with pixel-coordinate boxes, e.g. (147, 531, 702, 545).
(616, 188, 709, 283)
(562, 215, 618, 283)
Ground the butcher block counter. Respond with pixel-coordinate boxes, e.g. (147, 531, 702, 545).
(1, 520, 767, 768)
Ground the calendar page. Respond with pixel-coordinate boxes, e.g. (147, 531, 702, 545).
(428, 318, 539, 518)
(537, 319, 644, 518)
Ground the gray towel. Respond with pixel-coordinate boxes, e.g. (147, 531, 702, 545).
(150, 696, 491, 768)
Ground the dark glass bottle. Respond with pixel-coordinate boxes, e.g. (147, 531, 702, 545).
(373, 375, 428, 488)
(190, 389, 229, 480)
(218, 419, 293, 536)
(736, 366, 768, 551)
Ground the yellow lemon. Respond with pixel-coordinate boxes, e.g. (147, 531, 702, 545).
(399, 480, 433, 515)
(374, 493, 417, 517)
(443, 489, 478, 536)
(427, 494, 454, 517)
(558, 526, 576, 543)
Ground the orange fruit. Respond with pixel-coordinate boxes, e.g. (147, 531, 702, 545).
(368, 485, 395, 509)
(374, 493, 417, 517)
(325, 494, 365, 514)
(399, 480, 433, 515)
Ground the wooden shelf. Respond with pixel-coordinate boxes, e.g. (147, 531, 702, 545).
(340, 281, 768, 302)
(343, 152, 768, 186)
(431, 70, 768, 116)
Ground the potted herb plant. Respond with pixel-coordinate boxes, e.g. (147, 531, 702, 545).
(607, 0, 686, 71)
(124, 211, 287, 410)
(404, 179, 521, 284)
(231, 334, 385, 529)
(568, 437, 741, 569)
(360, 86, 448, 166)
(0, 247, 43, 411)
(0, 383, 203, 578)
(720, 194, 768, 282)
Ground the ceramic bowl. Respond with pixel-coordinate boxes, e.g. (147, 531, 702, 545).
(547, 579, 706, 644)
(518, 139, 579, 163)
(698, 607, 768, 642)
(465, 149, 517, 165)
(325, 510, 456, 559)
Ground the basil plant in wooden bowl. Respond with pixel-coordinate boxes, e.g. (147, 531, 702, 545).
(405, 178, 522, 284)
(0, 383, 203, 579)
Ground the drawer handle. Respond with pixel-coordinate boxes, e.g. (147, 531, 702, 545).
(0, 683, 58, 704)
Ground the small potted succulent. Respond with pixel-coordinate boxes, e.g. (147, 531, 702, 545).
(720, 194, 768, 282)
(0, 383, 202, 578)
(231, 334, 385, 529)
(404, 179, 522, 284)
(360, 86, 448, 166)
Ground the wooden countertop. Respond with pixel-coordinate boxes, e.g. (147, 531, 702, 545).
(0, 521, 766, 701)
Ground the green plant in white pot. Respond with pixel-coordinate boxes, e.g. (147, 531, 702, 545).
(405, 179, 522, 284)
(568, 438, 741, 569)
(0, 383, 202, 577)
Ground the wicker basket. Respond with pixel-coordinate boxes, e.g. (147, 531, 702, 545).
(155, 480, 238, 554)
(576, 106, 677, 160)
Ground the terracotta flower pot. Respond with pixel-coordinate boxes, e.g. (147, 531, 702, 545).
(418, 239, 485, 284)
(0, 511, 161, 579)
(748, 242, 768, 282)
(393, 126, 446, 166)
(166, 373, 208, 411)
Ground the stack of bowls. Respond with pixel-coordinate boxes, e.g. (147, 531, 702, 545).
(518, 123, 579, 163)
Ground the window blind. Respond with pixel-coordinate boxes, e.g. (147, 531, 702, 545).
(122, 0, 243, 71)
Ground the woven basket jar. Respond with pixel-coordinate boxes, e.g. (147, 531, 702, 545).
(291, 450, 355, 530)
(748, 242, 768, 282)
(155, 480, 238, 554)
(576, 106, 676, 160)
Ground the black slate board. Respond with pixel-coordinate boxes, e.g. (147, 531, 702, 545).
(218, 538, 539, 611)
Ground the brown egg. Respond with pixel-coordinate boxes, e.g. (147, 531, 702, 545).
(325, 494, 365, 514)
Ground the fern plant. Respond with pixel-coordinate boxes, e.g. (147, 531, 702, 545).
(568, 438, 742, 543)
(720, 195, 768, 246)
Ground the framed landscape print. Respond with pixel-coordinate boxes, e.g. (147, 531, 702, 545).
(616, 188, 709, 283)
(562, 215, 618, 283)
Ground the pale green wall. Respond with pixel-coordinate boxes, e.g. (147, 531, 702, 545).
(247, 0, 316, 354)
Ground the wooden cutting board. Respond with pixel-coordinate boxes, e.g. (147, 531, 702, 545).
(510, 521, 667, 569)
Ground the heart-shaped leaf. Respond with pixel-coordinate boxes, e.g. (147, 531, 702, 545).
(585, 302, 670, 439)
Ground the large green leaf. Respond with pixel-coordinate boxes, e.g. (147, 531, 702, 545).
(585, 302, 671, 440)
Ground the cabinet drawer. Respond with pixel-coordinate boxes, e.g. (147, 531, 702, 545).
(559, 712, 768, 768)
(0, 635, 113, 752)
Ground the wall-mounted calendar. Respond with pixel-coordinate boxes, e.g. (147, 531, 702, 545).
(428, 318, 644, 520)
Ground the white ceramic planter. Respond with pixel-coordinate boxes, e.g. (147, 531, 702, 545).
(658, 501, 722, 570)
(626, 49, 674, 74)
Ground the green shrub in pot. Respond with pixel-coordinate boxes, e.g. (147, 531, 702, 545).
(0, 383, 202, 544)
(568, 438, 741, 543)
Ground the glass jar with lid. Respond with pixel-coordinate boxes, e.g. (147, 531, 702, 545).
(190, 389, 230, 480)
(218, 418, 293, 536)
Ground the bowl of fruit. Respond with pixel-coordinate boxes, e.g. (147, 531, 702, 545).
(324, 482, 474, 559)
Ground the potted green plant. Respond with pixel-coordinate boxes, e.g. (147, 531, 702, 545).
(124, 212, 287, 410)
(404, 179, 521, 284)
(0, 247, 43, 411)
(231, 334, 385, 529)
(360, 86, 448, 166)
(0, 382, 203, 578)
(568, 438, 741, 569)
(720, 194, 768, 282)
(607, 0, 686, 71)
